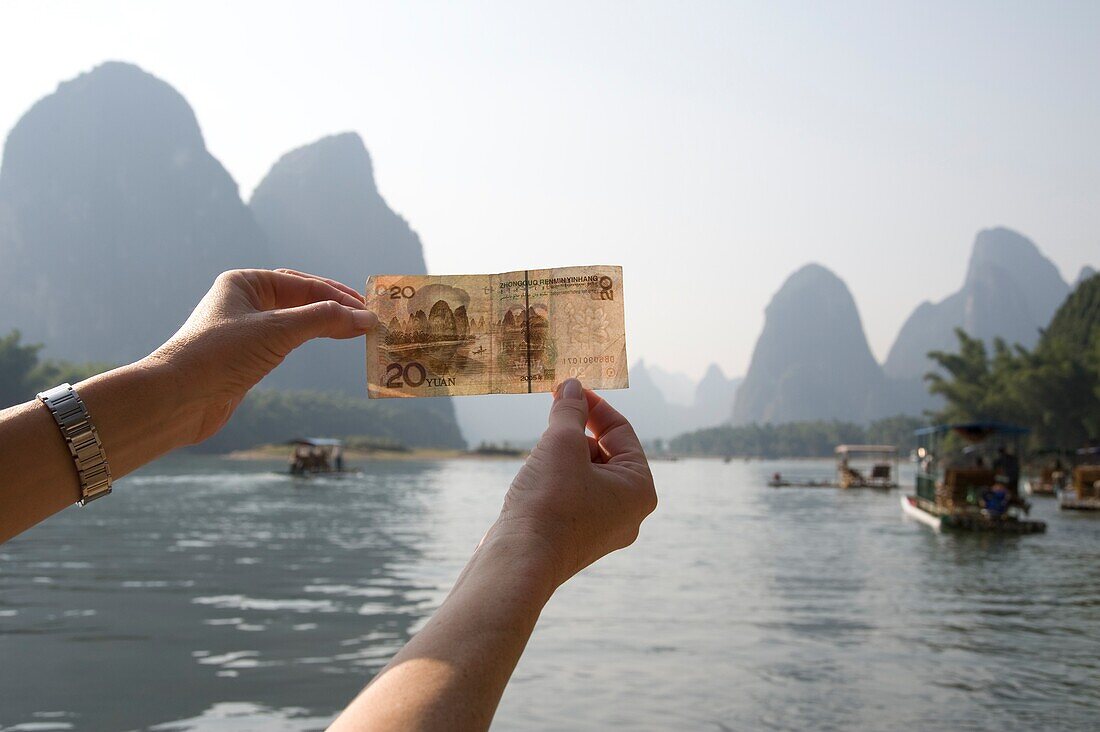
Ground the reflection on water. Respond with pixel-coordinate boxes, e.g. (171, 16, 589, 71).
(0, 457, 445, 731)
(147, 703, 332, 732)
(3, 457, 1100, 730)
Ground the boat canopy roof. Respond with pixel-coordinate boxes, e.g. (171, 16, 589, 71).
(835, 444, 896, 455)
(289, 437, 344, 447)
(914, 422, 1029, 440)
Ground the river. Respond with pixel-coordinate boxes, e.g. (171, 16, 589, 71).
(2, 456, 1099, 731)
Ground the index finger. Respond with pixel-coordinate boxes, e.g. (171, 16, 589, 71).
(243, 269, 366, 311)
(274, 268, 365, 305)
(584, 389, 647, 467)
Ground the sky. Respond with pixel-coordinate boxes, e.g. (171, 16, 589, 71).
(2, 1, 1097, 380)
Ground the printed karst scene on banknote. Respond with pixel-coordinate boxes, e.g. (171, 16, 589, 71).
(365, 265, 628, 398)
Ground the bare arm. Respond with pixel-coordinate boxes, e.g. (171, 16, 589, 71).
(0, 268, 377, 543)
(331, 380, 658, 731)
(329, 533, 556, 731)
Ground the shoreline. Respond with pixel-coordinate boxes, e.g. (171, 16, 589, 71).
(223, 445, 529, 461)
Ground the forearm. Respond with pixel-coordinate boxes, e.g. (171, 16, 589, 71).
(331, 531, 558, 732)
(0, 357, 201, 543)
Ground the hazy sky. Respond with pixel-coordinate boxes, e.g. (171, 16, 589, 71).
(2, 1, 1097, 379)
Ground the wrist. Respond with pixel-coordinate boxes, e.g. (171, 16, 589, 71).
(474, 523, 564, 605)
(74, 357, 205, 475)
(142, 346, 227, 445)
(138, 353, 209, 438)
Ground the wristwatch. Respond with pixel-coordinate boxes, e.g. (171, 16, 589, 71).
(37, 383, 112, 506)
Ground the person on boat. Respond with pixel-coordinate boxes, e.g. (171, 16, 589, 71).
(0, 268, 657, 731)
(307, 445, 325, 472)
(993, 446, 1020, 495)
(982, 481, 1010, 517)
(839, 455, 864, 486)
(334, 445, 344, 472)
(1052, 457, 1067, 491)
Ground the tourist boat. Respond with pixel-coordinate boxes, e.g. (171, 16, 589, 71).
(767, 473, 832, 488)
(1024, 449, 1070, 497)
(835, 444, 898, 489)
(1058, 447, 1100, 511)
(287, 438, 361, 478)
(900, 422, 1046, 534)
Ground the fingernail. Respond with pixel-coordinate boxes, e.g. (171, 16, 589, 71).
(352, 310, 377, 330)
(562, 378, 582, 400)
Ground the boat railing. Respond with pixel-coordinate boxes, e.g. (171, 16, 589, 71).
(939, 467, 996, 508)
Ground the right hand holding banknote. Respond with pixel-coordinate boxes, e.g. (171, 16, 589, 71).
(489, 379, 658, 588)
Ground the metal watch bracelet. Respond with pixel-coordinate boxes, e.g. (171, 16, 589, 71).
(36, 383, 112, 506)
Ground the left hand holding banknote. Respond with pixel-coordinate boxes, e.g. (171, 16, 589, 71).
(151, 268, 378, 443)
(490, 378, 658, 587)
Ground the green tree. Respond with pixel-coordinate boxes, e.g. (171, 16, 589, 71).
(30, 359, 115, 393)
(0, 329, 115, 408)
(925, 330, 1026, 425)
(866, 415, 926, 454)
(925, 273, 1100, 449)
(0, 330, 42, 408)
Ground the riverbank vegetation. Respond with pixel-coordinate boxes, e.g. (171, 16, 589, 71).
(669, 416, 926, 458)
(0, 330, 110, 408)
(926, 273, 1099, 449)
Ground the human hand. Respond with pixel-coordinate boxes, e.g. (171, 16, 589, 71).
(148, 268, 378, 443)
(489, 379, 657, 588)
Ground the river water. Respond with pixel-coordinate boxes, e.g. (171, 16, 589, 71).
(2, 456, 1100, 731)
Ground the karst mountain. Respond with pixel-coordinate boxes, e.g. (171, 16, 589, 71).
(731, 264, 887, 425)
(0, 62, 268, 362)
(884, 228, 1070, 380)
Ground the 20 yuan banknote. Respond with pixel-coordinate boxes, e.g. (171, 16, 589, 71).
(365, 265, 628, 398)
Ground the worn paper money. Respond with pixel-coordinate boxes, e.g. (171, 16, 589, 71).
(365, 265, 628, 398)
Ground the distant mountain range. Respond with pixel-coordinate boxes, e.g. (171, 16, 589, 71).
(453, 359, 741, 445)
(1, 62, 1092, 442)
(648, 365, 698, 405)
(884, 227, 1070, 380)
(732, 229, 1092, 425)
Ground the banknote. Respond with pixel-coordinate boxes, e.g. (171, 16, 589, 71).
(365, 265, 628, 398)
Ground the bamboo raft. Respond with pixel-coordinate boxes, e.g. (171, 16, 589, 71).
(902, 495, 1047, 534)
(767, 478, 835, 488)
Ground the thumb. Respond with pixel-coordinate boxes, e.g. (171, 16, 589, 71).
(547, 378, 588, 433)
(272, 300, 379, 350)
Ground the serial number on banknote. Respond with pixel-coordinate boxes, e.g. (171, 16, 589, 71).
(365, 265, 629, 398)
